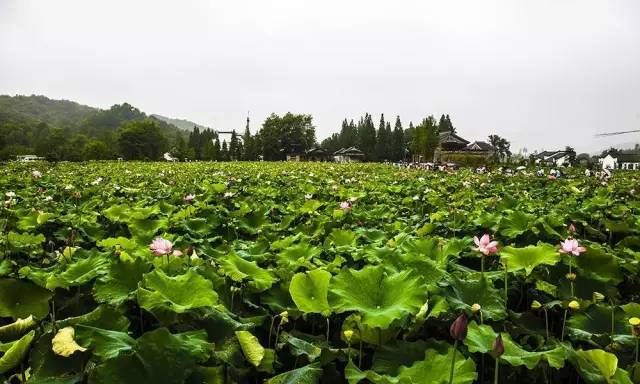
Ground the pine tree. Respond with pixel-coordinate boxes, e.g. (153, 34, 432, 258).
(392, 116, 404, 162)
(221, 140, 229, 161)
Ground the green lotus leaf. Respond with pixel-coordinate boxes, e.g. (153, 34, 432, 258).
(567, 304, 632, 346)
(93, 258, 149, 305)
(89, 328, 211, 384)
(219, 253, 275, 293)
(57, 305, 130, 332)
(621, 303, 640, 318)
(0, 278, 52, 319)
(464, 321, 566, 369)
(185, 366, 225, 384)
(571, 349, 633, 384)
(235, 330, 265, 367)
(371, 339, 449, 375)
(7, 231, 45, 250)
(46, 252, 110, 290)
(329, 265, 425, 329)
(500, 242, 560, 276)
(74, 325, 135, 360)
(499, 210, 538, 238)
(0, 260, 11, 277)
(289, 269, 332, 316)
(0, 330, 35, 374)
(327, 229, 357, 247)
(0, 315, 36, 342)
(102, 205, 131, 223)
(27, 332, 85, 384)
(16, 211, 55, 231)
(345, 346, 477, 384)
(265, 363, 323, 384)
(575, 244, 623, 284)
(277, 242, 322, 269)
(137, 269, 219, 322)
(340, 313, 397, 345)
(442, 276, 506, 321)
(278, 332, 323, 362)
(96, 237, 138, 251)
(127, 218, 168, 242)
(173, 330, 215, 362)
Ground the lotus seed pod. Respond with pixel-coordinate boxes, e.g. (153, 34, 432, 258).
(568, 300, 580, 310)
(471, 303, 481, 313)
(592, 292, 605, 302)
(565, 272, 577, 281)
(531, 300, 542, 310)
(343, 330, 354, 342)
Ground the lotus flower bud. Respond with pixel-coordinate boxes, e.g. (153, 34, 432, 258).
(450, 313, 468, 341)
(568, 223, 576, 233)
(471, 303, 481, 313)
(490, 334, 505, 358)
(568, 300, 580, 310)
(279, 311, 289, 324)
(565, 272, 577, 281)
(531, 300, 542, 310)
(592, 292, 605, 302)
(343, 330, 354, 342)
(629, 317, 640, 337)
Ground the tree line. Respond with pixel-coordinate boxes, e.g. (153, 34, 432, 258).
(0, 95, 514, 162)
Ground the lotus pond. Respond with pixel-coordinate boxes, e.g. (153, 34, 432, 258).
(1, 161, 640, 383)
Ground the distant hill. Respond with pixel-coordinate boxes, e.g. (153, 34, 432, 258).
(151, 114, 210, 131)
(0, 95, 98, 129)
(0, 94, 186, 160)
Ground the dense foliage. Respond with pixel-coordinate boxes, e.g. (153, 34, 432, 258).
(0, 96, 186, 161)
(2, 161, 638, 384)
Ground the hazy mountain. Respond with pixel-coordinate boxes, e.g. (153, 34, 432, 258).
(151, 114, 210, 131)
(0, 94, 186, 160)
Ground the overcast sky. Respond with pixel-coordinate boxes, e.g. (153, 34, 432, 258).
(1, 0, 639, 153)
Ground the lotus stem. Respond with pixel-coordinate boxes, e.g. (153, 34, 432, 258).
(544, 308, 549, 340)
(481, 256, 485, 276)
(561, 309, 568, 342)
(503, 261, 508, 305)
(568, 258, 574, 298)
(610, 299, 615, 335)
(358, 335, 363, 368)
(268, 315, 276, 348)
(448, 339, 458, 384)
(635, 337, 639, 363)
(494, 357, 499, 384)
(326, 317, 330, 342)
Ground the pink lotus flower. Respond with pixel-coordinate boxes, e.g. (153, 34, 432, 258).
(473, 234, 498, 256)
(339, 201, 351, 210)
(184, 194, 196, 203)
(559, 238, 586, 256)
(149, 237, 173, 256)
(548, 175, 556, 180)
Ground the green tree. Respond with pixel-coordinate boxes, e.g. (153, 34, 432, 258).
(392, 116, 405, 161)
(488, 134, 511, 162)
(117, 119, 168, 160)
(257, 113, 316, 160)
(82, 139, 112, 160)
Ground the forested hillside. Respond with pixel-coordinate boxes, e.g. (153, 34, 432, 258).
(0, 95, 186, 161)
